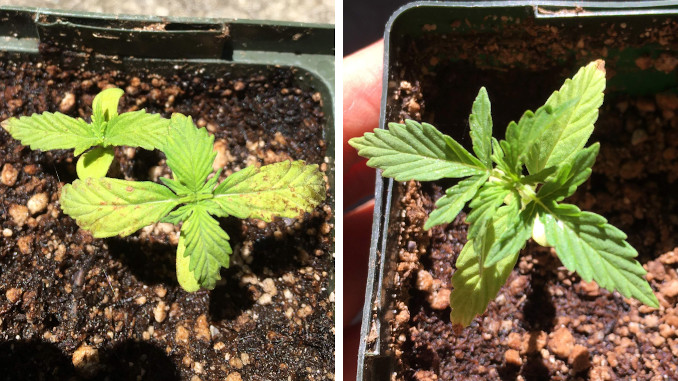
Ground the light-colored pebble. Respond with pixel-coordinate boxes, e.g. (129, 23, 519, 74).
(1, 163, 18, 186)
(569, 345, 591, 373)
(505, 349, 522, 366)
(548, 327, 574, 358)
(9, 204, 29, 226)
(661, 279, 678, 298)
(72, 344, 99, 370)
(59, 92, 76, 113)
(154, 301, 167, 323)
(261, 278, 277, 296)
(5, 288, 22, 303)
(175, 325, 190, 344)
(428, 288, 451, 310)
(195, 314, 211, 342)
(27, 193, 48, 215)
(257, 294, 272, 305)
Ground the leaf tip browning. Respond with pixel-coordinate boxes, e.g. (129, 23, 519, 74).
(1, 118, 12, 132)
(594, 59, 606, 73)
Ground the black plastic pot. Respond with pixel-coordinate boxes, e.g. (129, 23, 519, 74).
(0, 7, 335, 379)
(358, 1, 678, 379)
(0, 7, 334, 156)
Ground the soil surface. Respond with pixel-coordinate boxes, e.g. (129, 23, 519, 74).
(384, 15, 678, 381)
(0, 51, 334, 380)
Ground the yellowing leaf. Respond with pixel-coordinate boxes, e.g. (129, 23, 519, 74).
(61, 178, 179, 238)
(3, 112, 98, 155)
(213, 160, 326, 221)
(76, 146, 115, 179)
(450, 237, 520, 327)
(176, 235, 200, 292)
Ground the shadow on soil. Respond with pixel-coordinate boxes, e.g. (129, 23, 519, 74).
(106, 237, 177, 286)
(521, 277, 556, 332)
(0, 339, 179, 381)
(208, 268, 255, 321)
(247, 216, 326, 279)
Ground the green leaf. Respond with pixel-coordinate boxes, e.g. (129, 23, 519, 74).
(92, 87, 124, 128)
(180, 204, 231, 290)
(61, 177, 179, 238)
(161, 204, 194, 225)
(505, 98, 578, 173)
(202, 169, 223, 193)
(3, 112, 99, 155)
(176, 235, 201, 292)
(492, 138, 514, 176)
(519, 166, 557, 186)
(424, 173, 489, 230)
(483, 201, 535, 268)
(76, 146, 115, 179)
(213, 160, 326, 221)
(159, 177, 192, 197)
(348, 120, 486, 181)
(469, 87, 492, 168)
(450, 235, 520, 327)
(537, 143, 599, 202)
(164, 113, 216, 192)
(541, 202, 659, 308)
(104, 110, 170, 151)
(466, 182, 510, 240)
(525, 60, 606, 174)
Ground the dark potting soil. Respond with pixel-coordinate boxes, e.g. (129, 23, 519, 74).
(0, 52, 334, 380)
(384, 15, 678, 381)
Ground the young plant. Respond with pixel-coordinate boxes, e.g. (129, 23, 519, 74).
(1, 88, 169, 178)
(60, 113, 326, 292)
(349, 60, 658, 326)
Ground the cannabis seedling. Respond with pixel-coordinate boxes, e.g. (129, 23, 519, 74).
(1, 88, 169, 178)
(349, 60, 658, 326)
(61, 113, 326, 291)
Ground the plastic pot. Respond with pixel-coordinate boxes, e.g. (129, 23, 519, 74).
(0, 7, 335, 379)
(358, 2, 678, 379)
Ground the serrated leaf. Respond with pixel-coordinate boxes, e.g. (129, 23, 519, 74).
(180, 204, 231, 290)
(505, 98, 579, 173)
(160, 177, 192, 197)
(92, 87, 124, 128)
(450, 235, 520, 327)
(61, 177, 179, 238)
(76, 146, 115, 179)
(520, 166, 557, 186)
(161, 204, 194, 225)
(213, 160, 326, 221)
(424, 173, 489, 230)
(541, 202, 658, 308)
(469, 87, 492, 168)
(104, 110, 170, 151)
(484, 201, 535, 268)
(176, 235, 200, 292)
(164, 113, 216, 192)
(537, 143, 599, 202)
(3, 112, 99, 155)
(203, 169, 222, 193)
(466, 182, 510, 240)
(526, 60, 606, 174)
(492, 138, 514, 176)
(348, 120, 486, 181)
